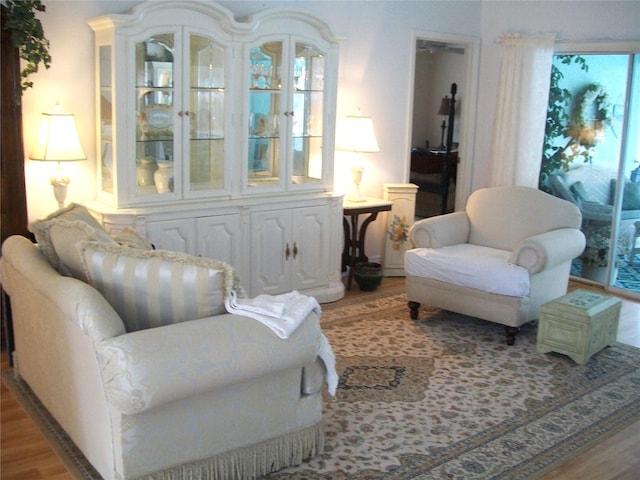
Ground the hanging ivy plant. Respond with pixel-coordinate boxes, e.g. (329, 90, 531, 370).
(539, 55, 589, 192)
(2, 0, 51, 94)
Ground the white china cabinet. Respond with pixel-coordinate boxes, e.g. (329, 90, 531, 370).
(87, 1, 344, 301)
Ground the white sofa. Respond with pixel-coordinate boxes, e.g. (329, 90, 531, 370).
(405, 186, 585, 345)
(0, 205, 328, 480)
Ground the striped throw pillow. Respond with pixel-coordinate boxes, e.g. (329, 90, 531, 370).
(78, 241, 240, 332)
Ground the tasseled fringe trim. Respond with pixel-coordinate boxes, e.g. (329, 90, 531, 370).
(133, 422, 324, 480)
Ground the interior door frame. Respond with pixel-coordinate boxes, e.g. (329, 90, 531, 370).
(406, 31, 480, 211)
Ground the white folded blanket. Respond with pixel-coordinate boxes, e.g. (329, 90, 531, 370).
(225, 289, 320, 338)
(319, 333, 338, 397)
(225, 289, 338, 396)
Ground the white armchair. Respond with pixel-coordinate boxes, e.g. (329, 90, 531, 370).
(404, 186, 585, 345)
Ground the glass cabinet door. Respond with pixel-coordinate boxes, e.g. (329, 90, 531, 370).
(189, 35, 225, 193)
(246, 40, 327, 190)
(248, 42, 282, 186)
(292, 42, 325, 184)
(98, 45, 113, 194)
(135, 35, 176, 196)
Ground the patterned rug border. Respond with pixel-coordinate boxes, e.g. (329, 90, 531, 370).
(3, 289, 639, 480)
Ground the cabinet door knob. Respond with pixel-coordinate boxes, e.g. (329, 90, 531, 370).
(178, 110, 191, 117)
(285, 243, 291, 260)
(293, 242, 298, 259)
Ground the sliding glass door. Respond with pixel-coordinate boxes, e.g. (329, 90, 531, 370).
(540, 47, 639, 298)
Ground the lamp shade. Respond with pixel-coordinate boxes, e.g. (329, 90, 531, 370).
(29, 111, 86, 162)
(437, 96, 450, 116)
(336, 111, 380, 153)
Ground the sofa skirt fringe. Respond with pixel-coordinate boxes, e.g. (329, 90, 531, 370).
(134, 421, 324, 480)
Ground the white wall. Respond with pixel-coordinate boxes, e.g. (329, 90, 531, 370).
(18, 0, 640, 263)
(474, 0, 640, 192)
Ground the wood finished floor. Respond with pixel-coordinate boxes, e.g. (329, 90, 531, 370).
(1, 277, 639, 480)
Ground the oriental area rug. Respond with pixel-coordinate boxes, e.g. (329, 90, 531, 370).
(3, 290, 640, 480)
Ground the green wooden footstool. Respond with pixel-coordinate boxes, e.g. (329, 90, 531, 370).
(537, 289, 621, 365)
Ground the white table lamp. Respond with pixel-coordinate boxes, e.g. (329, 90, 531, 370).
(337, 109, 380, 202)
(29, 106, 86, 208)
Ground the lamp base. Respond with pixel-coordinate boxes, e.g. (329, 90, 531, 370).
(51, 175, 70, 209)
(348, 165, 366, 202)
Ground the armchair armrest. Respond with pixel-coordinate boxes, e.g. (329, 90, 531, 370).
(509, 228, 586, 274)
(408, 211, 469, 248)
(96, 311, 322, 415)
(581, 200, 613, 222)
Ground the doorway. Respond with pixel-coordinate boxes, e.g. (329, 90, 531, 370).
(542, 43, 640, 299)
(409, 32, 480, 220)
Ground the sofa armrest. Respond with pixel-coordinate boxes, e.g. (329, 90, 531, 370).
(1, 235, 125, 343)
(408, 211, 469, 248)
(96, 311, 322, 415)
(509, 228, 586, 274)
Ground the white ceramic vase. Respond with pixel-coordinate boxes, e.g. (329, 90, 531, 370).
(154, 160, 174, 193)
(136, 157, 158, 187)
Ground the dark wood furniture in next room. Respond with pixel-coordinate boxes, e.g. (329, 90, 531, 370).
(410, 148, 459, 215)
(410, 82, 458, 216)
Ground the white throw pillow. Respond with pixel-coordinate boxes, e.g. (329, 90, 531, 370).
(28, 203, 108, 273)
(49, 220, 116, 278)
(78, 241, 242, 332)
(111, 228, 155, 250)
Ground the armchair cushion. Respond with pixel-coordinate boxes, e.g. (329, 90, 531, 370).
(79, 241, 241, 332)
(405, 244, 530, 297)
(549, 174, 577, 204)
(569, 180, 589, 204)
(611, 179, 640, 210)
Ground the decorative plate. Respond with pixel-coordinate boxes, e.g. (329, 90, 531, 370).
(145, 104, 172, 132)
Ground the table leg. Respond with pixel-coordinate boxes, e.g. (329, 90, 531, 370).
(357, 211, 379, 262)
(342, 216, 351, 273)
(343, 211, 381, 290)
(346, 214, 360, 290)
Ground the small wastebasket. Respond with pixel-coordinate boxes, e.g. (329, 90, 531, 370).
(353, 262, 383, 291)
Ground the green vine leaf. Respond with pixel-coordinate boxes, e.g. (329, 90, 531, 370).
(3, 0, 51, 94)
(539, 55, 589, 192)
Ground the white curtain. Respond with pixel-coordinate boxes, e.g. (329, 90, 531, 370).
(488, 33, 556, 187)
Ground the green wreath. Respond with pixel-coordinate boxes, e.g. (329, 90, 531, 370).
(566, 83, 611, 147)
